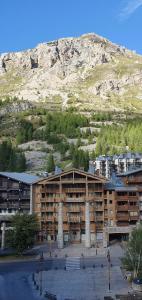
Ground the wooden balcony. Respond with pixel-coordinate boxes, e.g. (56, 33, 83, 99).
(0, 203, 8, 209)
(68, 207, 81, 213)
(95, 216, 104, 221)
(117, 221, 129, 226)
(41, 216, 56, 222)
(127, 177, 142, 183)
(8, 186, 20, 190)
(96, 224, 103, 230)
(68, 216, 81, 223)
(0, 185, 8, 190)
(41, 206, 55, 212)
(129, 206, 139, 212)
(64, 188, 86, 193)
(129, 215, 139, 221)
(95, 197, 103, 202)
(117, 205, 129, 212)
(20, 194, 30, 199)
(7, 195, 20, 200)
(41, 224, 56, 231)
(63, 216, 68, 222)
(41, 197, 58, 203)
(63, 224, 69, 230)
(8, 204, 19, 209)
(117, 214, 129, 221)
(95, 206, 103, 211)
(19, 204, 30, 209)
(66, 197, 85, 203)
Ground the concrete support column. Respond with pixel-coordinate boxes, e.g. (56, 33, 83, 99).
(103, 229, 108, 248)
(1, 222, 6, 250)
(85, 201, 91, 248)
(58, 202, 63, 249)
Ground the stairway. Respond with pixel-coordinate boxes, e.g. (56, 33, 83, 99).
(65, 256, 81, 270)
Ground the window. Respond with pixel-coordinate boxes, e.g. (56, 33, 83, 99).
(109, 200, 112, 204)
(130, 211, 138, 216)
(129, 192, 136, 196)
(109, 191, 112, 194)
(104, 199, 107, 205)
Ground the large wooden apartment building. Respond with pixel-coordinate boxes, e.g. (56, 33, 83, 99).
(33, 169, 106, 248)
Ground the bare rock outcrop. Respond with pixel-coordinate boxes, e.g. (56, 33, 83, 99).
(0, 33, 142, 111)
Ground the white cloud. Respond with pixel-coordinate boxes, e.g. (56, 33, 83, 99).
(119, 0, 142, 19)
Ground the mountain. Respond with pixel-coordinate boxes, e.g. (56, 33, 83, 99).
(1, 32, 142, 112)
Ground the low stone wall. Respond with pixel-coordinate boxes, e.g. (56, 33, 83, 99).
(132, 278, 142, 292)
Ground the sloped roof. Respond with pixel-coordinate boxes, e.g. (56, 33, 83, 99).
(118, 168, 142, 177)
(0, 172, 39, 184)
(36, 168, 107, 184)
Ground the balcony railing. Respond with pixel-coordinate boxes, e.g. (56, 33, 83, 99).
(117, 214, 129, 221)
(116, 195, 137, 200)
(129, 215, 139, 221)
(95, 206, 103, 211)
(117, 205, 129, 211)
(41, 206, 55, 212)
(41, 216, 56, 222)
(127, 177, 142, 183)
(64, 188, 86, 193)
(7, 195, 20, 200)
(0, 203, 7, 209)
(66, 197, 85, 203)
(129, 206, 139, 212)
(68, 207, 81, 213)
(20, 194, 30, 199)
(68, 216, 81, 223)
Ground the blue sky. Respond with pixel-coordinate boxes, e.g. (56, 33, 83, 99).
(0, 0, 142, 54)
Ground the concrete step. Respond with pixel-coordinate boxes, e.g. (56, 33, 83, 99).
(66, 256, 80, 270)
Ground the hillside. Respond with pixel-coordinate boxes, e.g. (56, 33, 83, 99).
(1, 33, 142, 173)
(1, 33, 142, 112)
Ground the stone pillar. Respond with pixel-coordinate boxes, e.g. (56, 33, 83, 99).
(1, 222, 6, 250)
(85, 201, 91, 248)
(58, 202, 63, 249)
(103, 229, 108, 248)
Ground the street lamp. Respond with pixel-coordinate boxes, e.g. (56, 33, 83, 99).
(39, 251, 44, 295)
(107, 249, 111, 291)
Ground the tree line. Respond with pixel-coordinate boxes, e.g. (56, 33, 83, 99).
(95, 118, 142, 156)
(0, 141, 26, 172)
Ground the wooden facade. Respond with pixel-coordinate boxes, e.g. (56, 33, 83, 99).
(33, 169, 106, 246)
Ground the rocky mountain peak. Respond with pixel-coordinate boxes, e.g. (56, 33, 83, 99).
(0, 33, 142, 112)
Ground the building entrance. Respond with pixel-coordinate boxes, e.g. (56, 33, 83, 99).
(109, 233, 129, 243)
(70, 230, 81, 243)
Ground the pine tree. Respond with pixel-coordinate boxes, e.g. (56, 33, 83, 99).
(47, 153, 55, 173)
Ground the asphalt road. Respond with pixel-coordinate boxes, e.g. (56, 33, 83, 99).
(0, 256, 121, 300)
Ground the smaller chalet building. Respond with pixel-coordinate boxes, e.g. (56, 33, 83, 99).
(0, 172, 39, 249)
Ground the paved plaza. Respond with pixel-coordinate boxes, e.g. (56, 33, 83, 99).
(35, 241, 124, 259)
(34, 266, 131, 300)
(31, 242, 132, 300)
(49, 243, 106, 258)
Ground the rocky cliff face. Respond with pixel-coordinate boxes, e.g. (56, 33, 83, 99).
(1, 33, 142, 112)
